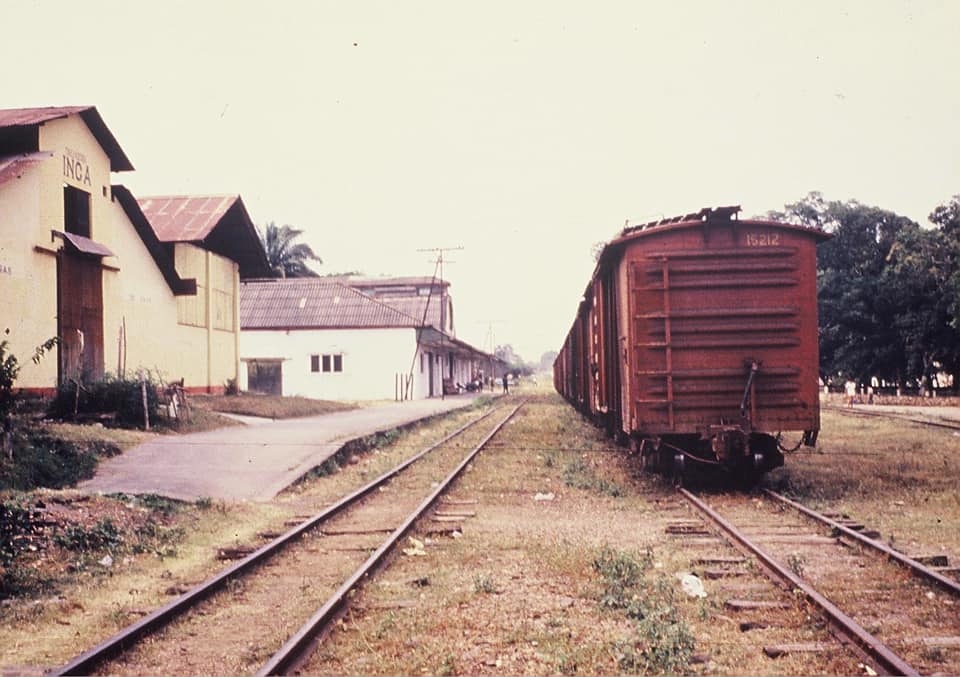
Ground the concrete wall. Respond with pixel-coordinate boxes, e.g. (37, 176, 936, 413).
(240, 327, 422, 401)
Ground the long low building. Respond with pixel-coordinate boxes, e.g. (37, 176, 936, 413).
(239, 276, 500, 401)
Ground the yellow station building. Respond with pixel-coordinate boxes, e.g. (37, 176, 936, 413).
(0, 106, 269, 394)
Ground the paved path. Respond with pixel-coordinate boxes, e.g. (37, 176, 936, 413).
(77, 396, 480, 502)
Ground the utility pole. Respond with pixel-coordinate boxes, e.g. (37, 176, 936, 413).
(417, 246, 463, 400)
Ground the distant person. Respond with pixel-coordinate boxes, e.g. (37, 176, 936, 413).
(478, 369, 484, 392)
(502, 374, 509, 393)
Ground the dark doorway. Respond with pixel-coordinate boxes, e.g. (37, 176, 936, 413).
(57, 250, 104, 384)
(247, 360, 282, 395)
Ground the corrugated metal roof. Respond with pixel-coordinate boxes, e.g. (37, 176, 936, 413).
(0, 106, 133, 171)
(58, 232, 115, 257)
(0, 151, 51, 186)
(377, 295, 444, 329)
(137, 195, 239, 242)
(240, 278, 423, 330)
(112, 185, 198, 296)
(0, 106, 91, 128)
(347, 276, 449, 290)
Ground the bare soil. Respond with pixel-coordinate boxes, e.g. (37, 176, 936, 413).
(1, 386, 957, 675)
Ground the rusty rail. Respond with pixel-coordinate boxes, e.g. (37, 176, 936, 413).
(258, 402, 525, 676)
(824, 404, 960, 432)
(764, 489, 960, 597)
(678, 488, 919, 677)
(53, 407, 498, 676)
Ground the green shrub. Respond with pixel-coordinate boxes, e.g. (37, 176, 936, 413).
(592, 547, 694, 675)
(54, 518, 122, 552)
(0, 434, 117, 491)
(0, 499, 42, 567)
(48, 374, 159, 426)
(0, 340, 20, 425)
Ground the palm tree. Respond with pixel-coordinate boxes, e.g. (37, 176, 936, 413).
(258, 222, 322, 278)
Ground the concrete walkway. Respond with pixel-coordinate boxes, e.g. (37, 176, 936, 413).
(77, 395, 480, 502)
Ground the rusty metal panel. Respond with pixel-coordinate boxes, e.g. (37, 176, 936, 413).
(626, 221, 821, 436)
(138, 195, 237, 242)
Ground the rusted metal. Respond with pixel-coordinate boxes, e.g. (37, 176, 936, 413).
(555, 208, 829, 479)
(52, 408, 497, 676)
(764, 489, 960, 597)
(679, 488, 919, 677)
(258, 402, 525, 676)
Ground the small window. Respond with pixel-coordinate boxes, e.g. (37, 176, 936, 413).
(311, 355, 320, 372)
(63, 184, 91, 237)
(322, 355, 332, 372)
(333, 354, 343, 372)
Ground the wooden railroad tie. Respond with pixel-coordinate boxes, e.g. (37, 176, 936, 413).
(763, 642, 833, 658)
(724, 599, 791, 612)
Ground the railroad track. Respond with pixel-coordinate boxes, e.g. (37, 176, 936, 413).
(823, 404, 960, 432)
(676, 488, 960, 676)
(54, 402, 523, 676)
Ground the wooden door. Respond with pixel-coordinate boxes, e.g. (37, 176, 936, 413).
(58, 251, 104, 383)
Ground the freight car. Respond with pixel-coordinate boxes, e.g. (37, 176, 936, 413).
(554, 206, 829, 484)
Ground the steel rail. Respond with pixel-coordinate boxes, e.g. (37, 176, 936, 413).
(678, 488, 919, 677)
(53, 407, 497, 677)
(258, 401, 525, 676)
(764, 489, 960, 597)
(824, 404, 960, 431)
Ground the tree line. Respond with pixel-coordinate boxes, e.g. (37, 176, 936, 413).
(766, 192, 960, 394)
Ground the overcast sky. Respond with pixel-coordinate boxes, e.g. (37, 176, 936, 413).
(4, 1, 959, 364)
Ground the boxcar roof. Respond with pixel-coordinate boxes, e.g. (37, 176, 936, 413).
(582, 205, 830, 306)
(614, 205, 830, 245)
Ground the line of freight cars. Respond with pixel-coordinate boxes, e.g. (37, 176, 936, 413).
(554, 206, 829, 484)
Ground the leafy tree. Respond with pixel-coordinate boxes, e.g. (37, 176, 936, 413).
(768, 193, 916, 387)
(257, 222, 322, 278)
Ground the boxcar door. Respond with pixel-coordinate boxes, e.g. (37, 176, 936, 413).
(58, 250, 105, 384)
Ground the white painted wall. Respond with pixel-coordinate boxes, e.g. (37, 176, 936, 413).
(240, 327, 424, 401)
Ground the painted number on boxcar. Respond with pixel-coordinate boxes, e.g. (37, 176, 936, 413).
(746, 232, 781, 247)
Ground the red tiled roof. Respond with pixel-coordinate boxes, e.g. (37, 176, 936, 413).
(0, 106, 133, 171)
(240, 278, 423, 330)
(137, 195, 239, 242)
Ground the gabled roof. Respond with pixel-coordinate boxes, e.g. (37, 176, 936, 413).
(375, 294, 445, 330)
(112, 185, 198, 296)
(137, 194, 271, 278)
(0, 106, 133, 171)
(240, 278, 423, 330)
(346, 276, 450, 291)
(339, 275, 450, 331)
(137, 195, 238, 242)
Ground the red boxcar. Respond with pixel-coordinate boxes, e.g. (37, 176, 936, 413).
(555, 206, 829, 482)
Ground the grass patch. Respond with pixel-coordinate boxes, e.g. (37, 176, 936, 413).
(592, 546, 695, 675)
(564, 458, 624, 497)
(190, 393, 357, 419)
